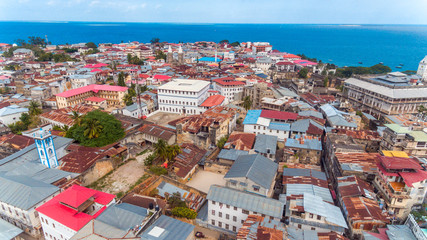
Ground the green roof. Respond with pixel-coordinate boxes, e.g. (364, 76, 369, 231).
(408, 131, 427, 142)
(385, 124, 410, 134)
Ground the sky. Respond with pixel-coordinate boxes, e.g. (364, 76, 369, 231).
(1, 0, 427, 24)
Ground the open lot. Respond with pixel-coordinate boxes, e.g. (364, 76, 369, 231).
(187, 170, 227, 193)
(146, 111, 183, 127)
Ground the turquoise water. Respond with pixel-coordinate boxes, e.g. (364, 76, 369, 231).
(1, 22, 427, 70)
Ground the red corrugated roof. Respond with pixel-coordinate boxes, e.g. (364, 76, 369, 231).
(214, 79, 245, 86)
(36, 185, 115, 231)
(379, 156, 422, 170)
(56, 84, 128, 98)
(200, 95, 225, 107)
(400, 170, 427, 187)
(153, 74, 171, 81)
(283, 54, 301, 59)
(260, 109, 298, 121)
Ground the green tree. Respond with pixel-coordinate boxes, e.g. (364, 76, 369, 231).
(171, 207, 197, 219)
(167, 192, 187, 208)
(28, 100, 42, 116)
(243, 96, 252, 111)
(155, 50, 167, 61)
(165, 145, 181, 163)
(28, 36, 47, 47)
(66, 110, 125, 147)
(83, 118, 103, 139)
(219, 40, 229, 44)
(323, 76, 329, 87)
(8, 121, 28, 134)
(117, 72, 126, 86)
(86, 42, 97, 49)
(230, 41, 240, 47)
(217, 136, 228, 149)
(154, 139, 168, 161)
(298, 68, 308, 79)
(123, 94, 133, 106)
(150, 38, 160, 44)
(71, 111, 83, 126)
(19, 113, 31, 127)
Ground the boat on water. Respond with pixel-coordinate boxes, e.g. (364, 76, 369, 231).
(395, 66, 402, 69)
(358, 62, 363, 64)
(399, 63, 404, 66)
(379, 62, 384, 65)
(328, 59, 333, 62)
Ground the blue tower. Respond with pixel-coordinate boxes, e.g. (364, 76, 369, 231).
(33, 128, 58, 168)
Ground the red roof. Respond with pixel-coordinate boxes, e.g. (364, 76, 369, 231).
(214, 79, 245, 86)
(153, 74, 171, 81)
(379, 156, 422, 170)
(90, 68, 102, 72)
(400, 170, 427, 187)
(260, 110, 298, 121)
(36, 185, 115, 231)
(200, 95, 225, 107)
(84, 63, 108, 68)
(276, 61, 294, 65)
(283, 53, 301, 59)
(138, 74, 150, 79)
(56, 84, 128, 98)
(85, 97, 106, 102)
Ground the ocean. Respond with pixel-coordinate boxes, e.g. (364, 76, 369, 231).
(1, 21, 427, 71)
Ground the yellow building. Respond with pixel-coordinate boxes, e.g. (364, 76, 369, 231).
(55, 84, 128, 109)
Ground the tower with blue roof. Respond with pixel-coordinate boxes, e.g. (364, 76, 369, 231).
(33, 128, 58, 168)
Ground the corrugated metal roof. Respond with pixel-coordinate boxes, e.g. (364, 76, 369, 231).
(224, 154, 278, 189)
(96, 203, 148, 231)
(207, 185, 284, 219)
(243, 110, 262, 125)
(217, 149, 249, 161)
(140, 215, 195, 240)
(303, 193, 347, 228)
(0, 173, 59, 210)
(253, 134, 277, 155)
(0, 218, 23, 239)
(286, 184, 333, 203)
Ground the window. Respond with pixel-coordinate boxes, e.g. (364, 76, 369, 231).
(212, 201, 216, 205)
(241, 220, 245, 224)
(317, 215, 321, 220)
(212, 210, 215, 216)
(226, 204, 230, 209)
(233, 216, 237, 222)
(397, 198, 403, 203)
(242, 209, 249, 214)
(218, 222, 222, 227)
(15, 210, 19, 217)
(52, 223, 55, 228)
(298, 224, 302, 229)
(234, 207, 237, 211)
(309, 213, 313, 218)
(226, 224, 229, 230)
(226, 214, 230, 220)
(211, 220, 215, 225)
(219, 212, 223, 218)
(311, 227, 316, 231)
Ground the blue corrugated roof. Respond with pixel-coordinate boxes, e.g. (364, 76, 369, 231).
(243, 110, 262, 125)
(285, 138, 322, 151)
(0, 218, 23, 239)
(140, 215, 195, 240)
(217, 149, 249, 161)
(253, 134, 277, 155)
(224, 154, 277, 189)
(268, 122, 290, 131)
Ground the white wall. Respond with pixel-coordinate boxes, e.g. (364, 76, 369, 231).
(0, 111, 28, 125)
(244, 124, 289, 141)
(39, 213, 77, 240)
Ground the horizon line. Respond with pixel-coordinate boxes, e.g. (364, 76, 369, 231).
(1, 20, 427, 26)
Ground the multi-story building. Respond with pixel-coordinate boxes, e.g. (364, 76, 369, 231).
(67, 74, 96, 89)
(55, 84, 128, 109)
(343, 72, 427, 117)
(373, 156, 427, 221)
(36, 185, 115, 240)
(243, 110, 297, 141)
(381, 124, 427, 157)
(224, 154, 278, 197)
(213, 77, 245, 102)
(0, 174, 60, 238)
(207, 185, 283, 233)
(417, 55, 427, 81)
(158, 79, 210, 114)
(243, 82, 274, 109)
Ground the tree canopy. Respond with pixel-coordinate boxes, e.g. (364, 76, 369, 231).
(66, 110, 125, 147)
(298, 68, 309, 79)
(86, 42, 97, 49)
(117, 72, 126, 86)
(335, 64, 392, 78)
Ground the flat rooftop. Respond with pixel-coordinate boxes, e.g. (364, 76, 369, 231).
(158, 79, 210, 92)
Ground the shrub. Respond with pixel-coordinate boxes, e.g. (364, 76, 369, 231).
(171, 207, 197, 219)
(144, 154, 156, 166)
(149, 166, 168, 176)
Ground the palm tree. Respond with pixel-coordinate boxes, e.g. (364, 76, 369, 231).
(166, 145, 181, 163)
(83, 119, 103, 139)
(28, 100, 42, 116)
(243, 96, 252, 111)
(71, 111, 83, 126)
(59, 125, 69, 137)
(154, 139, 168, 161)
(123, 94, 133, 106)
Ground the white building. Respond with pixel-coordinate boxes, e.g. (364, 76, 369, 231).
(158, 79, 210, 115)
(417, 56, 427, 81)
(213, 77, 245, 102)
(243, 110, 296, 141)
(0, 105, 29, 125)
(68, 74, 96, 89)
(36, 185, 115, 240)
(207, 185, 283, 233)
(112, 102, 148, 119)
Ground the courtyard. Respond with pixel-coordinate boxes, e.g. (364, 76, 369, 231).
(187, 170, 227, 193)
